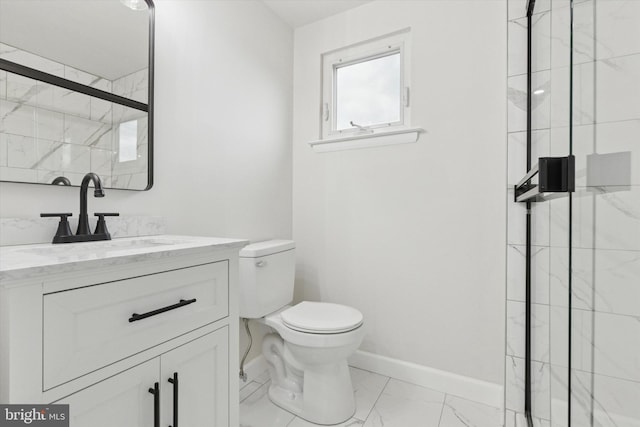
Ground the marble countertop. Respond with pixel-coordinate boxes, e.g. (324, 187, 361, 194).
(0, 235, 249, 283)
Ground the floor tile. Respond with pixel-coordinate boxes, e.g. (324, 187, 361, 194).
(240, 381, 262, 402)
(349, 367, 389, 421)
(240, 369, 507, 427)
(254, 369, 271, 384)
(240, 381, 295, 427)
(362, 379, 445, 427)
(287, 416, 364, 427)
(380, 378, 446, 404)
(439, 395, 502, 427)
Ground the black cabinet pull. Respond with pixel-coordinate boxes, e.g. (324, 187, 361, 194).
(148, 382, 159, 427)
(168, 372, 178, 427)
(129, 299, 197, 323)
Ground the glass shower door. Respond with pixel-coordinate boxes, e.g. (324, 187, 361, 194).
(520, 1, 573, 425)
(567, 1, 640, 426)
(506, 2, 638, 425)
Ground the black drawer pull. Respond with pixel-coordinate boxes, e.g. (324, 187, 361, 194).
(129, 299, 197, 323)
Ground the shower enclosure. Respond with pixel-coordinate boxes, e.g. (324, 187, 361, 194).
(506, 0, 640, 426)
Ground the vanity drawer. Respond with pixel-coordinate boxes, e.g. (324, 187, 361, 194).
(43, 261, 228, 390)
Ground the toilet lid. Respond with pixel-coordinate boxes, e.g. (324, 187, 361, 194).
(281, 302, 363, 334)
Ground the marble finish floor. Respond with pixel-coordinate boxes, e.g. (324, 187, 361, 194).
(240, 367, 502, 427)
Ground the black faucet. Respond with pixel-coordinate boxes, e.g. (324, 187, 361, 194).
(77, 172, 105, 236)
(51, 176, 71, 186)
(41, 172, 119, 244)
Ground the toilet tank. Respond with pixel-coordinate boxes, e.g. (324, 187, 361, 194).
(238, 240, 296, 318)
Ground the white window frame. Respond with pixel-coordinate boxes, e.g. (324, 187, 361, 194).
(321, 28, 412, 140)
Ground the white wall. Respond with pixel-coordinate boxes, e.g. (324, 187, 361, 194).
(0, 0, 293, 240)
(0, 0, 293, 363)
(292, 0, 507, 384)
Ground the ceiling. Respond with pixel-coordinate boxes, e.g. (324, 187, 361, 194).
(0, 0, 372, 80)
(262, 0, 372, 28)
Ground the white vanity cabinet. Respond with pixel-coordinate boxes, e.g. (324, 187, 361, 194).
(0, 236, 246, 427)
(58, 327, 228, 427)
(160, 328, 229, 427)
(57, 357, 159, 427)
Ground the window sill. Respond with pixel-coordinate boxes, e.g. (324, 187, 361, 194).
(308, 127, 424, 153)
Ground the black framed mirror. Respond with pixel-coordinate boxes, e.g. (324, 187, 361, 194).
(0, 0, 154, 190)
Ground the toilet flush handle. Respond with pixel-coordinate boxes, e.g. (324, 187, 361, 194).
(256, 260, 267, 267)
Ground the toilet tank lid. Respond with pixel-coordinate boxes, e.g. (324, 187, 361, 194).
(239, 239, 295, 258)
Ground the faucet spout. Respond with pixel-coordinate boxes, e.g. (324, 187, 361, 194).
(77, 173, 105, 236)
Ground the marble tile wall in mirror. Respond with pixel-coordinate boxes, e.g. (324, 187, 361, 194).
(0, 0, 152, 190)
(0, 43, 149, 189)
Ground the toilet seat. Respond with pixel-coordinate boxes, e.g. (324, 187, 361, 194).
(281, 302, 363, 334)
(261, 305, 365, 349)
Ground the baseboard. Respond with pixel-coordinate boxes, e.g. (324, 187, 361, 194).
(349, 350, 504, 409)
(239, 355, 268, 387)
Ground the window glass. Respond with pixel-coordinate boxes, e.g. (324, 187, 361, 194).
(335, 52, 401, 131)
(118, 120, 138, 162)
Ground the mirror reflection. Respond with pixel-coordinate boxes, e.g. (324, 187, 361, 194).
(0, 0, 152, 190)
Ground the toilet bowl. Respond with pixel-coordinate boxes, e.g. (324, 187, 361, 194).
(259, 303, 364, 424)
(239, 240, 365, 425)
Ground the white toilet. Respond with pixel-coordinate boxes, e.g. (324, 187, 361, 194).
(239, 240, 365, 425)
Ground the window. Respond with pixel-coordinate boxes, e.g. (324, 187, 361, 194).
(335, 52, 401, 130)
(321, 29, 411, 140)
(118, 120, 138, 162)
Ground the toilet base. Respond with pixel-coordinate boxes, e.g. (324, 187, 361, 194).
(258, 308, 365, 425)
(267, 360, 356, 425)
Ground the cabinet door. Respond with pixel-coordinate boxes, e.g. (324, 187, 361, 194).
(57, 358, 159, 427)
(161, 327, 229, 427)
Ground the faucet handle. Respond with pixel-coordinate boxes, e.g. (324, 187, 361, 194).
(40, 213, 74, 243)
(41, 212, 73, 219)
(94, 213, 119, 238)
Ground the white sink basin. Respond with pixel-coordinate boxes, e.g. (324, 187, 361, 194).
(13, 237, 192, 256)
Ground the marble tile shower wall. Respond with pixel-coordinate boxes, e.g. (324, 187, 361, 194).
(506, 1, 640, 427)
(0, 43, 148, 188)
